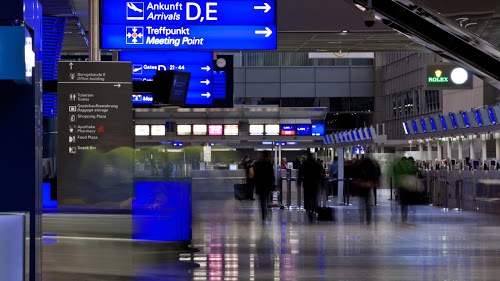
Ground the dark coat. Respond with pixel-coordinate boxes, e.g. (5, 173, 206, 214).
(253, 160, 274, 195)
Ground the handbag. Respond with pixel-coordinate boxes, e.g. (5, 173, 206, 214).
(400, 175, 424, 192)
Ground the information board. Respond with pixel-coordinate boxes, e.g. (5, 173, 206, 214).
(122, 51, 233, 107)
(57, 61, 134, 208)
(101, 0, 277, 50)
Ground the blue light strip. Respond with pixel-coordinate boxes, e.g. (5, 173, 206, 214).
(450, 113, 458, 129)
(440, 115, 448, 131)
(475, 110, 483, 127)
(429, 117, 437, 132)
(489, 108, 497, 125)
(462, 112, 470, 128)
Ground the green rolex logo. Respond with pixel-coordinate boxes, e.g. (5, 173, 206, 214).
(428, 69, 449, 83)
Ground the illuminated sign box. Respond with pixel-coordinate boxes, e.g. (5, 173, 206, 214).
(151, 125, 166, 136)
(312, 124, 325, 136)
(192, 124, 208, 135)
(135, 125, 150, 136)
(427, 64, 473, 90)
(296, 125, 311, 136)
(224, 125, 239, 136)
(249, 125, 264, 136)
(265, 124, 280, 136)
(176, 125, 192, 136)
(280, 125, 296, 136)
(208, 125, 223, 136)
(0, 26, 34, 84)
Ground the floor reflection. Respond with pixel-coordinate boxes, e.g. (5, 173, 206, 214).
(43, 196, 500, 281)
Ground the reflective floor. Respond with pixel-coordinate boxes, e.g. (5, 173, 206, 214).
(43, 192, 500, 280)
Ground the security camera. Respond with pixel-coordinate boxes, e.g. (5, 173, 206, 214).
(364, 9, 376, 27)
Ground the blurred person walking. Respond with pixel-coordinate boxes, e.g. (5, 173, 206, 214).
(253, 151, 275, 222)
(298, 152, 323, 222)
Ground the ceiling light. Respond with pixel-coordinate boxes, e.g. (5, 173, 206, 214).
(328, 41, 342, 44)
(342, 30, 348, 33)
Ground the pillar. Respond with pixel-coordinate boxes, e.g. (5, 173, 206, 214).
(427, 140, 432, 162)
(470, 138, 475, 159)
(380, 143, 385, 153)
(89, 0, 101, 61)
(447, 139, 452, 160)
(496, 138, 500, 160)
(458, 138, 463, 160)
(437, 140, 442, 162)
(482, 137, 487, 162)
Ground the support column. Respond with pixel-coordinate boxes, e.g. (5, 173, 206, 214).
(458, 138, 463, 160)
(337, 147, 345, 205)
(278, 143, 282, 169)
(437, 140, 442, 162)
(380, 143, 385, 153)
(496, 138, 500, 160)
(482, 136, 487, 162)
(470, 138, 475, 159)
(427, 140, 432, 162)
(447, 139, 452, 160)
(89, 0, 101, 61)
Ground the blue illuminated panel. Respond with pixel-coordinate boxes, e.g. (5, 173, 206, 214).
(475, 110, 483, 127)
(350, 131, 356, 141)
(120, 51, 231, 107)
(132, 93, 154, 104)
(361, 129, 367, 139)
(403, 122, 409, 135)
(440, 115, 448, 131)
(367, 128, 373, 139)
(101, 0, 277, 50)
(450, 113, 458, 129)
(356, 130, 361, 140)
(133, 182, 192, 242)
(429, 117, 437, 132)
(296, 125, 311, 136)
(312, 124, 325, 136)
(411, 121, 418, 134)
(420, 119, 427, 133)
(489, 108, 497, 125)
(462, 112, 470, 128)
(43, 182, 58, 209)
(342, 133, 346, 142)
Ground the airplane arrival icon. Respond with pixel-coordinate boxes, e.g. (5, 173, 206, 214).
(126, 2, 144, 20)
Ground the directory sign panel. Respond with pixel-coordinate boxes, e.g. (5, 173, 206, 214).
(265, 124, 279, 136)
(249, 124, 264, 136)
(312, 124, 325, 136)
(101, 0, 277, 50)
(57, 61, 134, 208)
(176, 124, 192, 135)
(193, 124, 208, 135)
(121, 51, 233, 107)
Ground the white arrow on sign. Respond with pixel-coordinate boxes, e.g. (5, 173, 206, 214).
(114, 84, 121, 88)
(254, 3, 271, 13)
(201, 66, 211, 72)
(201, 92, 211, 98)
(69, 62, 73, 70)
(255, 27, 273, 38)
(200, 79, 211, 85)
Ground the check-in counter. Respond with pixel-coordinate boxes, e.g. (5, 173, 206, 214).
(191, 169, 246, 201)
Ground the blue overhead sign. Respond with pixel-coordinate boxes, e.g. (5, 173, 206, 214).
(101, 0, 277, 50)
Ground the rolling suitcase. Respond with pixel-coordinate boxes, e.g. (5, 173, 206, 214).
(234, 183, 247, 200)
(317, 182, 335, 221)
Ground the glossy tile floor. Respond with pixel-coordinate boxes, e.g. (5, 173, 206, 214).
(43, 193, 500, 281)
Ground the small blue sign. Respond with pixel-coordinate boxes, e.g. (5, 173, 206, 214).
(132, 93, 154, 104)
(296, 125, 311, 136)
(312, 124, 325, 136)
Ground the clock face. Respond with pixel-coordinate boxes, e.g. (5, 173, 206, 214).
(216, 58, 226, 68)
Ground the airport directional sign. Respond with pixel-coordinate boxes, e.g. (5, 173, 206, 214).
(101, 0, 277, 50)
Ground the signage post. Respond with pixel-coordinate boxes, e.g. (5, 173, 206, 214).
(57, 61, 134, 209)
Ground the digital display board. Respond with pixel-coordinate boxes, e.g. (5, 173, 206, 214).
(296, 125, 311, 136)
(135, 125, 150, 136)
(312, 124, 325, 136)
(280, 125, 295, 136)
(176, 124, 192, 135)
(192, 124, 208, 135)
(223, 125, 239, 136)
(151, 125, 166, 136)
(101, 0, 277, 50)
(249, 124, 264, 136)
(121, 51, 233, 108)
(265, 124, 280, 136)
(208, 125, 223, 136)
